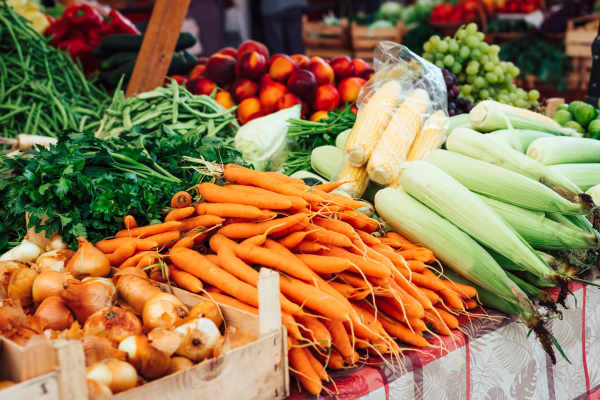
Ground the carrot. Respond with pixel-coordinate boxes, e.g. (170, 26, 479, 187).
(322, 192, 367, 210)
(198, 182, 293, 210)
(170, 247, 260, 308)
(171, 191, 192, 208)
(279, 230, 314, 249)
(226, 185, 308, 211)
(385, 232, 418, 249)
(220, 213, 309, 239)
(149, 267, 166, 282)
(115, 221, 182, 238)
(145, 230, 180, 247)
(424, 310, 451, 335)
(329, 281, 359, 298)
(304, 348, 328, 381)
(338, 211, 378, 232)
(464, 299, 478, 309)
(321, 319, 354, 361)
(234, 242, 315, 282)
(194, 202, 275, 220)
(293, 240, 330, 253)
(322, 247, 391, 278)
(441, 279, 478, 299)
(305, 224, 354, 248)
(262, 171, 307, 186)
(96, 238, 157, 253)
(375, 294, 424, 322)
(119, 251, 156, 268)
(435, 306, 459, 329)
(378, 316, 429, 347)
(137, 253, 159, 269)
(296, 254, 353, 274)
(169, 267, 203, 293)
(106, 239, 137, 266)
(324, 349, 347, 369)
(405, 260, 428, 273)
(178, 215, 224, 232)
(336, 272, 370, 290)
(356, 230, 381, 246)
(371, 244, 411, 274)
(313, 217, 360, 243)
(399, 247, 436, 263)
(172, 234, 197, 248)
(289, 338, 323, 395)
(124, 215, 137, 229)
(418, 287, 442, 305)
(296, 315, 332, 348)
(407, 272, 446, 292)
(164, 207, 195, 222)
(393, 272, 434, 310)
(311, 181, 347, 192)
(349, 304, 387, 341)
(439, 288, 465, 310)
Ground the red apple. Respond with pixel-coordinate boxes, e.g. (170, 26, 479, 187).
(287, 69, 317, 102)
(313, 84, 340, 111)
(338, 77, 366, 103)
(205, 54, 236, 85)
(233, 79, 259, 102)
(330, 56, 355, 81)
(269, 54, 297, 83)
(236, 51, 267, 80)
(237, 40, 269, 60)
(308, 59, 334, 85)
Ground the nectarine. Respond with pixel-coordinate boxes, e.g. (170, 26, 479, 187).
(287, 69, 317, 102)
(233, 79, 259, 102)
(269, 54, 297, 83)
(237, 97, 263, 124)
(313, 84, 340, 111)
(205, 54, 236, 85)
(259, 81, 287, 114)
(186, 77, 217, 95)
(337, 77, 366, 103)
(236, 51, 267, 80)
(237, 40, 269, 60)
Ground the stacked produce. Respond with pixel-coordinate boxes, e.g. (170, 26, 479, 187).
(495, 0, 541, 13)
(551, 100, 600, 138)
(429, 0, 482, 24)
(185, 40, 371, 123)
(443, 68, 473, 115)
(422, 23, 540, 108)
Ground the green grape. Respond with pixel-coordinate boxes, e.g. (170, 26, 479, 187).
(456, 29, 467, 41)
(466, 23, 478, 34)
(528, 89, 540, 101)
(423, 42, 433, 53)
(438, 41, 449, 52)
(480, 54, 490, 64)
(466, 64, 478, 75)
(458, 46, 470, 59)
(443, 55, 455, 66)
(470, 48, 481, 60)
(509, 92, 518, 101)
(466, 75, 476, 84)
(485, 72, 498, 83)
(448, 39, 459, 53)
(436, 60, 444, 68)
(515, 99, 528, 108)
(476, 32, 485, 41)
(489, 44, 500, 55)
(465, 35, 479, 48)
(458, 72, 466, 81)
(490, 54, 499, 64)
(423, 53, 434, 61)
(494, 66, 503, 76)
(461, 84, 472, 95)
(484, 62, 494, 72)
(532, 100, 540, 108)
(498, 94, 510, 104)
(466, 95, 475, 103)
(516, 88, 526, 97)
(474, 76, 486, 89)
(480, 89, 490, 99)
(430, 35, 441, 45)
(478, 42, 489, 53)
(451, 63, 462, 74)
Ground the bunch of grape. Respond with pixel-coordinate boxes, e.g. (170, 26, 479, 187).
(423, 23, 540, 109)
(443, 68, 473, 116)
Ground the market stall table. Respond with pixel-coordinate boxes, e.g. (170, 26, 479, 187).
(287, 281, 600, 400)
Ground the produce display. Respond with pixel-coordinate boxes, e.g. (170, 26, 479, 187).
(551, 100, 600, 138)
(422, 23, 540, 108)
(6, 0, 50, 33)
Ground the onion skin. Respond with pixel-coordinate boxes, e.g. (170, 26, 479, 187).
(0, 240, 41, 263)
(34, 296, 74, 330)
(0, 299, 27, 332)
(61, 278, 116, 323)
(32, 271, 73, 304)
(83, 306, 142, 344)
(87, 359, 138, 393)
(7, 267, 38, 307)
(118, 335, 171, 379)
(174, 318, 221, 363)
(82, 336, 126, 366)
(87, 378, 113, 400)
(114, 268, 162, 315)
(67, 237, 110, 279)
(0, 261, 26, 299)
(34, 249, 74, 273)
(168, 356, 194, 373)
(147, 328, 182, 357)
(188, 301, 223, 328)
(142, 293, 188, 330)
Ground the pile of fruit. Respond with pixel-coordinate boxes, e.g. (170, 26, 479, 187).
(551, 100, 600, 138)
(185, 40, 372, 124)
(422, 23, 540, 109)
(429, 0, 481, 24)
(443, 68, 474, 116)
(495, 0, 541, 13)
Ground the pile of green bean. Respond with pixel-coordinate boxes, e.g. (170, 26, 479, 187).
(0, 1, 109, 138)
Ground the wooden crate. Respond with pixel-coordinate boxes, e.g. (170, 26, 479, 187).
(568, 57, 593, 90)
(351, 21, 404, 62)
(302, 16, 352, 59)
(0, 269, 288, 400)
(566, 14, 600, 57)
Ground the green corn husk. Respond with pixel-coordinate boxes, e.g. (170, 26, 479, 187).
(425, 149, 590, 215)
(488, 129, 554, 153)
(446, 128, 589, 206)
(527, 137, 600, 165)
(374, 187, 536, 316)
(479, 195, 597, 250)
(448, 113, 472, 132)
(588, 184, 600, 205)
(400, 160, 558, 286)
(310, 145, 343, 180)
(548, 164, 600, 191)
(469, 100, 577, 136)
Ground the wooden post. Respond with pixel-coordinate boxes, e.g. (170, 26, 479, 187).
(258, 268, 281, 336)
(125, 0, 191, 97)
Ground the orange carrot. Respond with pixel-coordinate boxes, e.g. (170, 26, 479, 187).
(435, 306, 459, 329)
(322, 192, 367, 210)
(329, 281, 359, 298)
(164, 207, 195, 222)
(356, 230, 381, 246)
(439, 288, 465, 310)
(313, 217, 360, 242)
(306, 224, 354, 248)
(321, 319, 354, 361)
(379, 316, 429, 347)
(106, 239, 137, 266)
(296, 315, 332, 348)
(137, 253, 159, 269)
(371, 244, 411, 274)
(393, 272, 434, 310)
(424, 310, 451, 335)
(194, 202, 276, 220)
(385, 232, 418, 249)
(441, 279, 478, 299)
(262, 171, 306, 186)
(418, 287, 442, 305)
(289, 338, 323, 395)
(296, 254, 353, 274)
(198, 182, 293, 210)
(338, 210, 379, 232)
(219, 213, 309, 239)
(322, 247, 391, 278)
(119, 251, 157, 268)
(178, 215, 224, 232)
(115, 221, 182, 238)
(304, 348, 328, 381)
(169, 267, 203, 293)
(464, 299, 478, 309)
(279, 230, 314, 249)
(124, 215, 137, 229)
(405, 260, 428, 273)
(399, 247, 436, 263)
(375, 294, 424, 323)
(408, 272, 446, 292)
(145, 230, 180, 247)
(234, 242, 315, 282)
(320, 349, 346, 369)
(311, 181, 347, 192)
(293, 240, 330, 253)
(172, 233, 197, 248)
(336, 272, 370, 290)
(171, 191, 192, 208)
(226, 184, 308, 211)
(96, 237, 157, 253)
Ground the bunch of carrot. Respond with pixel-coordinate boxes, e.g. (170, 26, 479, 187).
(96, 164, 478, 396)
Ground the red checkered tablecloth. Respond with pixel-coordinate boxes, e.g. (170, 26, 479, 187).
(287, 282, 600, 400)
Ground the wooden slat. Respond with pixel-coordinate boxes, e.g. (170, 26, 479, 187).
(126, 0, 191, 97)
(258, 268, 281, 335)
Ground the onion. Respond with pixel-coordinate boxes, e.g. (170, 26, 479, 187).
(114, 268, 161, 314)
(32, 271, 73, 303)
(83, 306, 142, 344)
(87, 378, 113, 400)
(7, 267, 38, 307)
(66, 237, 110, 279)
(34, 296, 74, 330)
(168, 356, 194, 373)
(82, 335, 126, 366)
(188, 301, 223, 328)
(147, 328, 183, 356)
(174, 318, 222, 362)
(47, 234, 67, 251)
(34, 249, 74, 273)
(61, 278, 116, 323)
(0, 381, 16, 390)
(0, 299, 26, 332)
(0, 240, 41, 263)
(4, 326, 39, 346)
(87, 359, 138, 393)
(118, 335, 171, 379)
(142, 293, 188, 330)
(0, 261, 25, 299)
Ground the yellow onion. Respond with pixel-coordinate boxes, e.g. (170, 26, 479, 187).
(142, 293, 188, 330)
(82, 335, 126, 367)
(34, 249, 74, 273)
(0, 239, 41, 263)
(118, 335, 171, 379)
(0, 299, 27, 332)
(32, 270, 73, 303)
(114, 268, 161, 314)
(7, 267, 38, 307)
(188, 301, 223, 328)
(86, 378, 113, 400)
(61, 278, 116, 323)
(168, 356, 194, 373)
(147, 328, 182, 357)
(87, 358, 138, 393)
(174, 318, 222, 363)
(47, 234, 67, 251)
(83, 306, 142, 344)
(66, 237, 110, 279)
(0, 261, 26, 299)
(34, 296, 74, 330)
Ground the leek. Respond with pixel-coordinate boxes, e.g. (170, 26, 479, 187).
(548, 164, 600, 191)
(527, 137, 600, 165)
(488, 129, 553, 153)
(425, 149, 590, 215)
(399, 161, 558, 285)
(446, 128, 587, 205)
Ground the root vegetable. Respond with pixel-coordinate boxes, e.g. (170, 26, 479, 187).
(84, 306, 142, 344)
(82, 335, 126, 366)
(8, 267, 38, 307)
(32, 271, 73, 303)
(87, 378, 113, 400)
(188, 301, 223, 328)
(118, 335, 171, 379)
(87, 359, 138, 393)
(142, 293, 188, 330)
(0, 240, 42, 263)
(66, 237, 110, 278)
(34, 249, 74, 272)
(34, 296, 74, 330)
(174, 318, 221, 362)
(168, 356, 194, 373)
(147, 328, 182, 356)
(61, 278, 116, 323)
(114, 268, 162, 314)
(0, 299, 27, 331)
